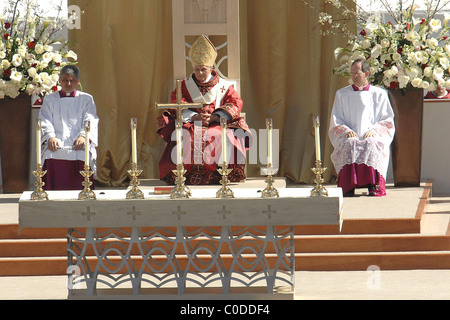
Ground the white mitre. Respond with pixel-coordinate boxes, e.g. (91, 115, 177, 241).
(189, 35, 217, 67)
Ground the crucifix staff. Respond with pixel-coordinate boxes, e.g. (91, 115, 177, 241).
(155, 79, 203, 165)
(155, 79, 203, 198)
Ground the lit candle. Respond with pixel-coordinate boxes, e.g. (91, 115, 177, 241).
(221, 117, 227, 166)
(266, 118, 273, 166)
(131, 118, 137, 163)
(84, 120, 90, 165)
(313, 116, 321, 162)
(176, 120, 183, 165)
(36, 119, 41, 166)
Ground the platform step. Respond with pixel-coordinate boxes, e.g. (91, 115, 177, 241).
(1, 234, 450, 258)
(3, 250, 450, 276)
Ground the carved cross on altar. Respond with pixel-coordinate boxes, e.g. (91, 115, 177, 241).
(155, 79, 203, 164)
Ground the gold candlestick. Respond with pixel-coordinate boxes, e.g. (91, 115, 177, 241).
(310, 159, 328, 197)
(216, 162, 234, 199)
(31, 164, 48, 200)
(78, 164, 96, 200)
(171, 164, 191, 199)
(261, 165, 279, 198)
(126, 162, 144, 199)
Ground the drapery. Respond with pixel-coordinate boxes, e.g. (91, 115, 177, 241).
(69, 0, 351, 186)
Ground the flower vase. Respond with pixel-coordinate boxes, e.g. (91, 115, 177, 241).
(388, 89, 423, 187)
(0, 93, 32, 193)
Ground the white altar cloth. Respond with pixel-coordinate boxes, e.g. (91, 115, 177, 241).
(19, 187, 343, 229)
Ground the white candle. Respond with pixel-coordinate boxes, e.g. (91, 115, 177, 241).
(36, 119, 41, 166)
(176, 121, 182, 165)
(84, 120, 90, 165)
(221, 118, 227, 166)
(131, 118, 137, 163)
(314, 116, 321, 162)
(266, 118, 272, 166)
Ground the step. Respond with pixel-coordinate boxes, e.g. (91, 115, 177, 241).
(295, 251, 450, 271)
(3, 250, 450, 276)
(2, 234, 450, 258)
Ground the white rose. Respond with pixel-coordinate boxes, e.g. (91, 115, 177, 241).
(415, 51, 424, 63)
(371, 44, 382, 58)
(26, 83, 36, 94)
(390, 65, 398, 75)
(1, 60, 10, 69)
(440, 57, 449, 70)
(380, 39, 390, 48)
(42, 52, 53, 63)
(12, 54, 22, 67)
(424, 67, 433, 77)
(17, 45, 27, 57)
(0, 90, 4, 99)
(361, 39, 371, 49)
(428, 82, 437, 92)
(52, 53, 62, 64)
(35, 44, 45, 55)
(0, 50, 5, 59)
(27, 67, 37, 78)
(411, 78, 422, 87)
(50, 73, 59, 82)
(392, 52, 402, 62)
(433, 67, 444, 80)
(10, 70, 23, 82)
(421, 81, 430, 89)
(398, 75, 410, 88)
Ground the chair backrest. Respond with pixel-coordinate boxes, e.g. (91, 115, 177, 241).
(171, 0, 240, 93)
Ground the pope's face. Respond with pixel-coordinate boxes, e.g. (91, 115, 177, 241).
(351, 63, 369, 87)
(193, 65, 212, 83)
(59, 73, 79, 93)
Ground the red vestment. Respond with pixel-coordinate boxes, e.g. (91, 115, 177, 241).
(157, 71, 252, 185)
(424, 91, 450, 99)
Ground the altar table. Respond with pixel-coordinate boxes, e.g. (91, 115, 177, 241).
(19, 187, 343, 299)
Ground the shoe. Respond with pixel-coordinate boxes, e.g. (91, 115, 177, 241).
(368, 185, 379, 196)
(343, 189, 355, 197)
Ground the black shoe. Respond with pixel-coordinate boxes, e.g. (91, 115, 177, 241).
(343, 189, 355, 197)
(368, 185, 377, 196)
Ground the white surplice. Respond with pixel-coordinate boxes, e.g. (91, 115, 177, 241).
(328, 85, 395, 179)
(39, 91, 99, 174)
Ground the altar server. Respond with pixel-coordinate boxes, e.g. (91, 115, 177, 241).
(39, 65, 99, 190)
(157, 35, 252, 185)
(329, 58, 395, 197)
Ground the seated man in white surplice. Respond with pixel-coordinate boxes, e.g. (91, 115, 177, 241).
(39, 65, 99, 190)
(329, 58, 395, 197)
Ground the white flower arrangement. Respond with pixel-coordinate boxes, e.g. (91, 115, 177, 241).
(0, 0, 77, 99)
(304, 0, 450, 91)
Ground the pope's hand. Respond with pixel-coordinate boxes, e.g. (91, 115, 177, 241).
(48, 137, 60, 152)
(192, 113, 211, 126)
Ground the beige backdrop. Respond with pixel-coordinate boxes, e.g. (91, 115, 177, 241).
(69, 0, 350, 187)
